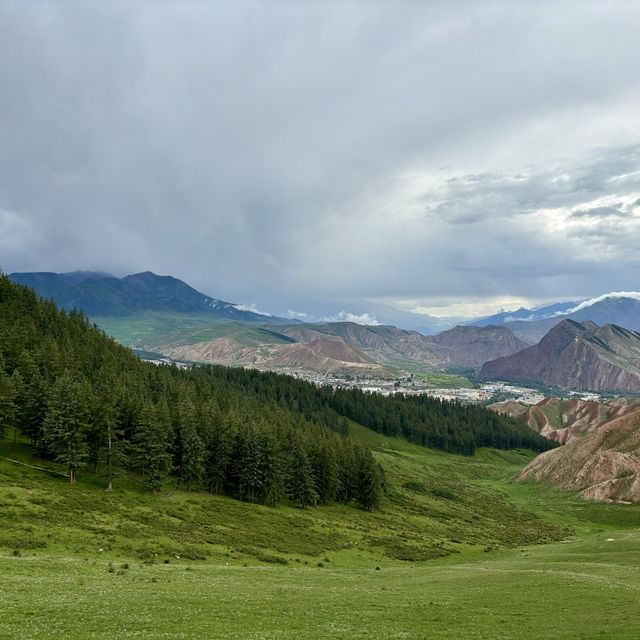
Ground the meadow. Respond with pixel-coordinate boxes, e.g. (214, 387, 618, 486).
(2, 424, 639, 639)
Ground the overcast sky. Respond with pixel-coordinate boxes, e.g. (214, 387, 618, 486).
(2, 1, 640, 318)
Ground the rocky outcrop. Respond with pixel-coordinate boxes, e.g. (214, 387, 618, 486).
(480, 319, 640, 392)
(490, 396, 640, 444)
(515, 410, 640, 503)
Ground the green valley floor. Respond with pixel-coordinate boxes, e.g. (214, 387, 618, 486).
(2, 426, 639, 639)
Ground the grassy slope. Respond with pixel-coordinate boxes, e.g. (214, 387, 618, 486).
(93, 312, 233, 347)
(3, 426, 640, 639)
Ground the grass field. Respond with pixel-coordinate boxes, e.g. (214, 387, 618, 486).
(2, 424, 640, 639)
(92, 312, 235, 347)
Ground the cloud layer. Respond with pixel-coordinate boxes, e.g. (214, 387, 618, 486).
(1, 2, 640, 315)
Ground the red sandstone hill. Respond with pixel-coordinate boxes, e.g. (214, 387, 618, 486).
(515, 409, 640, 503)
(490, 396, 640, 444)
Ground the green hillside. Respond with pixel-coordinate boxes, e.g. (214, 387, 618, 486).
(3, 429, 640, 639)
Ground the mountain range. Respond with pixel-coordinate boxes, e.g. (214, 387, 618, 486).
(142, 321, 528, 376)
(12, 270, 640, 390)
(471, 294, 640, 343)
(480, 319, 640, 392)
(9, 270, 295, 324)
(8, 270, 531, 376)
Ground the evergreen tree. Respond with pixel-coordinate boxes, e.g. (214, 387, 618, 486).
(42, 373, 88, 483)
(179, 398, 205, 491)
(0, 363, 16, 440)
(286, 436, 318, 509)
(355, 447, 383, 511)
(22, 369, 48, 447)
(261, 432, 284, 507)
(9, 369, 24, 443)
(134, 402, 172, 493)
(241, 428, 264, 502)
(96, 388, 127, 491)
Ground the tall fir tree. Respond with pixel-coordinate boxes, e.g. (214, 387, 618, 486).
(42, 373, 88, 483)
(0, 362, 16, 440)
(134, 401, 172, 493)
(178, 398, 205, 492)
(286, 435, 318, 509)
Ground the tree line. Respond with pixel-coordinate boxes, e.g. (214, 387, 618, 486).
(0, 274, 383, 509)
(0, 273, 554, 511)
(190, 366, 556, 455)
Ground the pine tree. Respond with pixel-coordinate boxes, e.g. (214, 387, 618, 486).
(355, 447, 383, 511)
(261, 432, 284, 507)
(134, 402, 172, 493)
(0, 363, 16, 440)
(311, 441, 339, 505)
(286, 436, 318, 509)
(241, 428, 264, 502)
(9, 369, 24, 444)
(22, 369, 48, 447)
(42, 373, 88, 483)
(179, 398, 205, 491)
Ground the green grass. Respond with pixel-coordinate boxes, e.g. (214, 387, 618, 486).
(93, 312, 231, 346)
(2, 426, 640, 638)
(408, 371, 474, 388)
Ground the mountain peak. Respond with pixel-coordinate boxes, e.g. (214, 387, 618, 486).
(8, 270, 293, 324)
(480, 317, 640, 392)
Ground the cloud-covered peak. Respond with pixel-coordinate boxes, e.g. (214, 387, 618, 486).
(324, 311, 381, 326)
(562, 292, 640, 315)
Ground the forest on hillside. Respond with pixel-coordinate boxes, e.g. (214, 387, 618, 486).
(0, 274, 553, 512)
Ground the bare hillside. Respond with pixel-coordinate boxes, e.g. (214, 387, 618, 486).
(515, 410, 640, 503)
(490, 396, 640, 444)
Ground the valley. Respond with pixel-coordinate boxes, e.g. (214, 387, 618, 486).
(3, 426, 640, 639)
(5, 271, 640, 638)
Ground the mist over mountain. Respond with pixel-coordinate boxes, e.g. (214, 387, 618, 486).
(471, 293, 640, 344)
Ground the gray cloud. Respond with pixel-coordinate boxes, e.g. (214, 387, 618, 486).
(569, 205, 631, 220)
(1, 2, 640, 315)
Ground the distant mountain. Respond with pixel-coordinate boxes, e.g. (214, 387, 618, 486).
(421, 324, 529, 367)
(515, 409, 640, 503)
(229, 322, 527, 370)
(559, 294, 640, 329)
(471, 293, 640, 344)
(479, 319, 640, 392)
(273, 322, 447, 369)
(9, 271, 293, 324)
(160, 331, 393, 378)
(133, 320, 529, 375)
(471, 300, 578, 326)
(490, 396, 640, 444)
(319, 300, 464, 334)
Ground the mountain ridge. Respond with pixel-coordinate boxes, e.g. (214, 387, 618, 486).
(480, 319, 640, 392)
(9, 270, 294, 324)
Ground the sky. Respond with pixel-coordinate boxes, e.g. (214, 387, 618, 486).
(1, 1, 640, 320)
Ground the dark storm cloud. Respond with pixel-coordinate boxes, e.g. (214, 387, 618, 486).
(1, 1, 640, 314)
